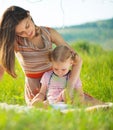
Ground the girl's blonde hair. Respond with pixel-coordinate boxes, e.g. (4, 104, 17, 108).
(50, 45, 76, 62)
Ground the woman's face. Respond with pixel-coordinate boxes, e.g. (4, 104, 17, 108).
(15, 16, 36, 39)
(52, 58, 73, 77)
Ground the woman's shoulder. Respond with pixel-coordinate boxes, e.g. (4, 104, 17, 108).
(39, 26, 51, 33)
(39, 26, 53, 42)
(40, 26, 51, 30)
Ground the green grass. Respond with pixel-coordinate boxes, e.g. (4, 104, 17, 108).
(0, 108, 113, 130)
(0, 42, 113, 130)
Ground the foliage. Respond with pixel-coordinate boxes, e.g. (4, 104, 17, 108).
(56, 18, 113, 50)
(71, 40, 104, 56)
(0, 59, 25, 105)
(0, 108, 113, 130)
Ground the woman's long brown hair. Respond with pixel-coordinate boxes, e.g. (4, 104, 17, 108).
(0, 6, 29, 78)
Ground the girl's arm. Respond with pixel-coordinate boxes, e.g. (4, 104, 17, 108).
(31, 84, 47, 107)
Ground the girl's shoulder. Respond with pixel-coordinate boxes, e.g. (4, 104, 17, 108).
(43, 70, 53, 77)
(40, 70, 53, 85)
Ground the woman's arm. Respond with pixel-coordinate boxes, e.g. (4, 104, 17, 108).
(66, 55, 83, 100)
(73, 87, 84, 104)
(69, 54, 83, 87)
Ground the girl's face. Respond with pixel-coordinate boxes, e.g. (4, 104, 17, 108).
(52, 58, 73, 77)
(15, 16, 36, 39)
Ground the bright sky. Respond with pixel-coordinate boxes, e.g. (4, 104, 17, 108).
(0, 0, 113, 27)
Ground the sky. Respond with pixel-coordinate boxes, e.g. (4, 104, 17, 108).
(0, 0, 113, 27)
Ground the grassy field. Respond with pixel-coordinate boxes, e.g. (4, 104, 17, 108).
(0, 42, 113, 130)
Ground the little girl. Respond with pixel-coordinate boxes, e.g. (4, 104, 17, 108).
(31, 45, 84, 106)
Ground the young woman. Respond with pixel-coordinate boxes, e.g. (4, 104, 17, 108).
(31, 45, 84, 107)
(0, 6, 82, 105)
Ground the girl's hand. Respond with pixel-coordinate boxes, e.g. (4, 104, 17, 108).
(56, 89, 72, 104)
(43, 100, 49, 109)
(55, 91, 64, 103)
